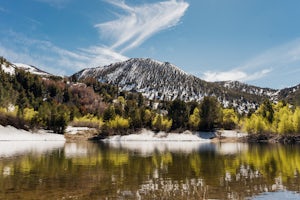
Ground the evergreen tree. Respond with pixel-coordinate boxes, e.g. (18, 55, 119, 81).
(257, 99, 274, 123)
(199, 96, 222, 131)
(168, 99, 188, 130)
(103, 106, 116, 122)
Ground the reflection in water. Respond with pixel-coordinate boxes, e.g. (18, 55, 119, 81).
(0, 141, 300, 199)
(107, 141, 216, 155)
(64, 142, 89, 158)
(252, 190, 300, 199)
(216, 142, 248, 155)
(0, 141, 64, 157)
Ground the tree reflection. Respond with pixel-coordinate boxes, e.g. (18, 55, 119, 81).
(0, 142, 300, 199)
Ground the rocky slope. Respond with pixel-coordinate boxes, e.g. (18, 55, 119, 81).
(73, 58, 282, 112)
(0, 58, 51, 76)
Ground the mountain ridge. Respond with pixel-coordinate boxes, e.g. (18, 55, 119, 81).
(2, 56, 300, 111)
(73, 58, 295, 112)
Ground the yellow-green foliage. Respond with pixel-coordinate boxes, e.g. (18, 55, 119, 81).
(276, 106, 294, 134)
(0, 105, 18, 116)
(242, 114, 268, 134)
(188, 107, 200, 130)
(242, 102, 300, 134)
(152, 114, 172, 132)
(143, 109, 152, 124)
(73, 114, 103, 128)
(107, 152, 129, 166)
(23, 108, 37, 121)
(222, 108, 238, 129)
(117, 96, 126, 105)
(293, 107, 300, 133)
(106, 115, 129, 130)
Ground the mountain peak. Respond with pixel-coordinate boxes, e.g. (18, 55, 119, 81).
(73, 57, 300, 112)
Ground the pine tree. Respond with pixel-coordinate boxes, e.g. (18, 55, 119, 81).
(199, 96, 222, 131)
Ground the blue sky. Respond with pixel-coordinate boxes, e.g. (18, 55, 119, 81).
(1, 0, 300, 89)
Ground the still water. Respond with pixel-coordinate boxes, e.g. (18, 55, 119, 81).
(0, 141, 300, 199)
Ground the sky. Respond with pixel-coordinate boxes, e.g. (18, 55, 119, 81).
(1, 0, 300, 89)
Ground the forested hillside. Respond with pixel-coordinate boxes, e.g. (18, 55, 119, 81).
(1, 56, 300, 136)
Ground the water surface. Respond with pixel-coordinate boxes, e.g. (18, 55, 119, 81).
(0, 141, 300, 199)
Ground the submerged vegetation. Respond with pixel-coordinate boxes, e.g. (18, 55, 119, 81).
(1, 56, 300, 136)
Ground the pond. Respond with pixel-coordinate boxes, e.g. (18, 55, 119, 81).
(0, 141, 300, 199)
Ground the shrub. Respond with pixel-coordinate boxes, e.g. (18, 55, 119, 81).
(72, 114, 103, 128)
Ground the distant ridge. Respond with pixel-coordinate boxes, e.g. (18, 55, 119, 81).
(73, 58, 297, 112)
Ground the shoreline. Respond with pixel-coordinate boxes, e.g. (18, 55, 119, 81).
(1, 125, 300, 144)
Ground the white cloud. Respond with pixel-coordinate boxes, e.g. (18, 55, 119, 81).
(203, 38, 300, 85)
(202, 69, 272, 82)
(0, 32, 127, 75)
(0, 1, 189, 75)
(96, 0, 189, 52)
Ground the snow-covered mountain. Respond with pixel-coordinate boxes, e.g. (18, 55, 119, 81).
(73, 58, 281, 112)
(0, 59, 51, 76)
(216, 81, 279, 101)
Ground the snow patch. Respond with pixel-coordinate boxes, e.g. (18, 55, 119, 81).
(1, 64, 15, 75)
(0, 125, 65, 141)
(13, 63, 50, 76)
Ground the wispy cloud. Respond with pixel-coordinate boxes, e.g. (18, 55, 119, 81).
(202, 69, 272, 82)
(96, 0, 189, 53)
(203, 38, 300, 84)
(1, 0, 189, 75)
(240, 38, 300, 70)
(0, 31, 127, 75)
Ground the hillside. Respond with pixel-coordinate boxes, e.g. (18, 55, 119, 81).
(2, 56, 300, 111)
(0, 57, 51, 77)
(73, 58, 284, 112)
(1, 56, 300, 135)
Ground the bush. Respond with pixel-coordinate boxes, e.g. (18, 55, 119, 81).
(152, 114, 172, 132)
(72, 114, 103, 128)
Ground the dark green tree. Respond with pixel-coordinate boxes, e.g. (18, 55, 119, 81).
(199, 96, 222, 131)
(103, 106, 116, 122)
(257, 99, 274, 123)
(168, 99, 188, 130)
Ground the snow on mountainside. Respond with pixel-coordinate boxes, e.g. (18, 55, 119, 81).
(75, 58, 211, 102)
(0, 60, 51, 76)
(73, 58, 278, 112)
(13, 63, 51, 76)
(278, 83, 300, 105)
(216, 81, 279, 101)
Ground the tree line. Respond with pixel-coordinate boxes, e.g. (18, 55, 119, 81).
(1, 57, 300, 135)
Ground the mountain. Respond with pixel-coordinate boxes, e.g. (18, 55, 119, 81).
(0, 58, 51, 76)
(278, 84, 300, 105)
(73, 58, 283, 112)
(2, 56, 299, 111)
(215, 81, 279, 101)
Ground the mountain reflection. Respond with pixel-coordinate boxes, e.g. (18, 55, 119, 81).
(0, 142, 299, 199)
